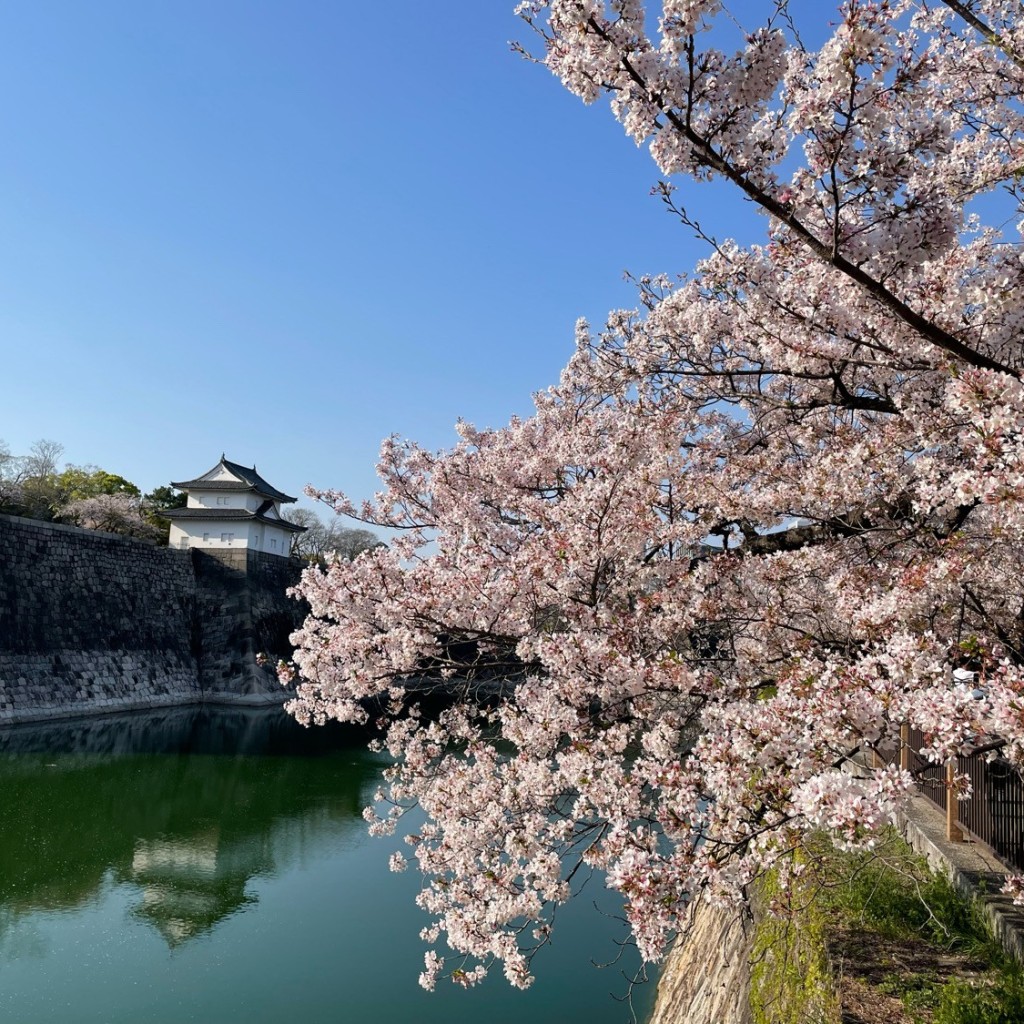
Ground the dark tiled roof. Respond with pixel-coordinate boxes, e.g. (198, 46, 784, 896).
(222, 458, 297, 503)
(161, 507, 306, 532)
(171, 456, 297, 503)
(161, 508, 252, 520)
(170, 480, 253, 491)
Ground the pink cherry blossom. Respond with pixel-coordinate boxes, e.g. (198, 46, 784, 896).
(289, 1, 1024, 989)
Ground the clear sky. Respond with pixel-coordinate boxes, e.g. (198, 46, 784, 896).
(0, 2, 766, 514)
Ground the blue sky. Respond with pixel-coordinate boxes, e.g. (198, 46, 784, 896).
(0, 2, 765, 514)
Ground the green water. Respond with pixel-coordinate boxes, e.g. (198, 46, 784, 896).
(0, 706, 656, 1023)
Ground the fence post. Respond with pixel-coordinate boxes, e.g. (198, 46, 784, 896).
(946, 761, 964, 842)
(900, 724, 911, 772)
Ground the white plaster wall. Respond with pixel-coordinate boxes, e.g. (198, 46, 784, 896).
(169, 521, 248, 551)
(169, 519, 293, 557)
(186, 490, 246, 511)
(263, 525, 292, 556)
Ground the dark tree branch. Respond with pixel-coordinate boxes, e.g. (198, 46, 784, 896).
(942, 0, 1024, 74)
(585, 16, 1021, 382)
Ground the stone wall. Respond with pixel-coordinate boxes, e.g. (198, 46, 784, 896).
(191, 548, 306, 704)
(0, 514, 305, 724)
(648, 901, 755, 1024)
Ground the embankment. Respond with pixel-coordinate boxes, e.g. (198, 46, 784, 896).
(0, 514, 305, 724)
(648, 901, 754, 1024)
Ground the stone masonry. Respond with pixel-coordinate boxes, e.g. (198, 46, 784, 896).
(0, 514, 305, 724)
(191, 547, 307, 704)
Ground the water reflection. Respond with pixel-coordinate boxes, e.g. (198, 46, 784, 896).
(0, 703, 365, 757)
(0, 705, 655, 1024)
(0, 706, 382, 948)
(130, 834, 259, 946)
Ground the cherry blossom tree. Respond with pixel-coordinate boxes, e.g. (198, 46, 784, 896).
(60, 492, 162, 541)
(287, 0, 1024, 990)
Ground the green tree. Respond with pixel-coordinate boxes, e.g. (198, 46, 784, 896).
(56, 466, 141, 502)
(144, 484, 186, 511)
(142, 484, 186, 545)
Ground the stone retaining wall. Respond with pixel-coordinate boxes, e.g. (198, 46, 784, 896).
(0, 514, 304, 723)
(648, 900, 754, 1024)
(191, 548, 305, 704)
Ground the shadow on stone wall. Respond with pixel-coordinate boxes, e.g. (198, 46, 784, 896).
(0, 515, 307, 723)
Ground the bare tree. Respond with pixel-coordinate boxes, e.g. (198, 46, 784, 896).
(284, 508, 383, 562)
(20, 439, 63, 481)
(0, 439, 23, 513)
(0, 439, 65, 519)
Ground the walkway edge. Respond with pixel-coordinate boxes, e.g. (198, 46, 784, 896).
(897, 792, 1024, 962)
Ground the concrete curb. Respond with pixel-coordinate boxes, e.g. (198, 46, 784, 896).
(897, 792, 1024, 962)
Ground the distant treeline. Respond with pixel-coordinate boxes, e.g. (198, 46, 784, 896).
(0, 438, 183, 541)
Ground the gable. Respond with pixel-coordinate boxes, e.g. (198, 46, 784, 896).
(198, 463, 244, 484)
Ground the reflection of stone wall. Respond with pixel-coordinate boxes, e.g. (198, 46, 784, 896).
(0, 706, 204, 756)
(0, 704, 357, 757)
(0, 515, 306, 723)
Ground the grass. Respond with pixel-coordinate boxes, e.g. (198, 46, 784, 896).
(750, 830, 1024, 1024)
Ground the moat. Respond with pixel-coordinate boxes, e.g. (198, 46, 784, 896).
(0, 705, 656, 1023)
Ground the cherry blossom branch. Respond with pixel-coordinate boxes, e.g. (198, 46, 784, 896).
(584, 15, 1020, 380)
(942, 0, 1024, 73)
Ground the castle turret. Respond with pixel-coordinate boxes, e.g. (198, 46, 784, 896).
(162, 455, 305, 557)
